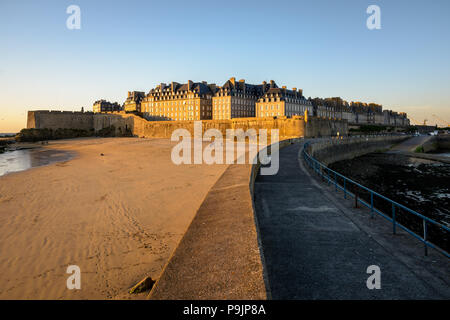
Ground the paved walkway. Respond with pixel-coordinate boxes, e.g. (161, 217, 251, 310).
(389, 135, 432, 152)
(388, 135, 450, 164)
(254, 142, 449, 299)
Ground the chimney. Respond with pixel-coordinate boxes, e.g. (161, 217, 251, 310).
(187, 80, 193, 91)
(262, 81, 267, 93)
(208, 83, 217, 92)
(239, 79, 245, 83)
(171, 81, 176, 92)
(282, 86, 287, 89)
(230, 77, 236, 85)
(298, 89, 303, 97)
(270, 80, 275, 88)
(202, 81, 207, 85)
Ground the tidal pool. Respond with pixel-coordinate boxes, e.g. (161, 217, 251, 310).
(0, 148, 74, 177)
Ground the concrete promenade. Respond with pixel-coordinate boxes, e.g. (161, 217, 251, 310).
(254, 142, 449, 299)
(389, 135, 433, 152)
(388, 135, 450, 164)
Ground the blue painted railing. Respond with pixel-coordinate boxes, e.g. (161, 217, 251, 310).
(302, 141, 450, 259)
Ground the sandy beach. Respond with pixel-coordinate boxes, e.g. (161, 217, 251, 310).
(0, 137, 229, 299)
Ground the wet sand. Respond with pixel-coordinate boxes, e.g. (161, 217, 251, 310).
(0, 148, 75, 177)
(0, 137, 229, 299)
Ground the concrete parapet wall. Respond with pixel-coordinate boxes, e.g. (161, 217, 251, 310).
(308, 135, 409, 166)
(149, 137, 302, 299)
(149, 162, 267, 299)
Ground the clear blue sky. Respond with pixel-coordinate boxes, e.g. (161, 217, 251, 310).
(1, 0, 449, 131)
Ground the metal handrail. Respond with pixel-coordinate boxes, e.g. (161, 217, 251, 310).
(302, 141, 450, 259)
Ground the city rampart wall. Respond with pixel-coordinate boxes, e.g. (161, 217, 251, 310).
(28, 111, 348, 139)
(27, 111, 94, 131)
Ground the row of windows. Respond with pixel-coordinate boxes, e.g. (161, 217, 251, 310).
(143, 100, 203, 107)
(143, 105, 211, 113)
(256, 112, 303, 117)
(258, 112, 282, 117)
(146, 111, 212, 116)
(147, 111, 212, 120)
(213, 98, 253, 105)
(216, 92, 256, 98)
(214, 105, 252, 111)
(257, 104, 312, 111)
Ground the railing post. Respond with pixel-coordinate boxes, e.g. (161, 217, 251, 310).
(392, 203, 396, 234)
(370, 192, 374, 219)
(303, 143, 448, 259)
(423, 221, 428, 256)
(344, 179, 347, 199)
(334, 172, 337, 191)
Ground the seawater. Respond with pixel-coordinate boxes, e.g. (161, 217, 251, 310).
(437, 152, 450, 158)
(0, 149, 74, 177)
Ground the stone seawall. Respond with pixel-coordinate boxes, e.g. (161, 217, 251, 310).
(94, 113, 348, 139)
(28, 111, 348, 139)
(131, 116, 308, 139)
(308, 135, 409, 166)
(420, 135, 450, 152)
(437, 135, 450, 150)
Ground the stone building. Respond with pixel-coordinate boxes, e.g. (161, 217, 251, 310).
(140, 81, 215, 121)
(92, 100, 122, 113)
(256, 81, 312, 118)
(124, 91, 145, 112)
(384, 110, 410, 126)
(212, 77, 265, 120)
(98, 77, 410, 126)
(311, 97, 345, 119)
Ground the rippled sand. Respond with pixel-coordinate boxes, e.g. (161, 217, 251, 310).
(0, 137, 228, 299)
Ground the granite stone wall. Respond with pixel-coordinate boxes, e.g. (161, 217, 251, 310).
(27, 111, 94, 131)
(27, 111, 349, 139)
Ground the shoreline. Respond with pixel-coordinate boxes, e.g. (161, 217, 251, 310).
(0, 147, 77, 178)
